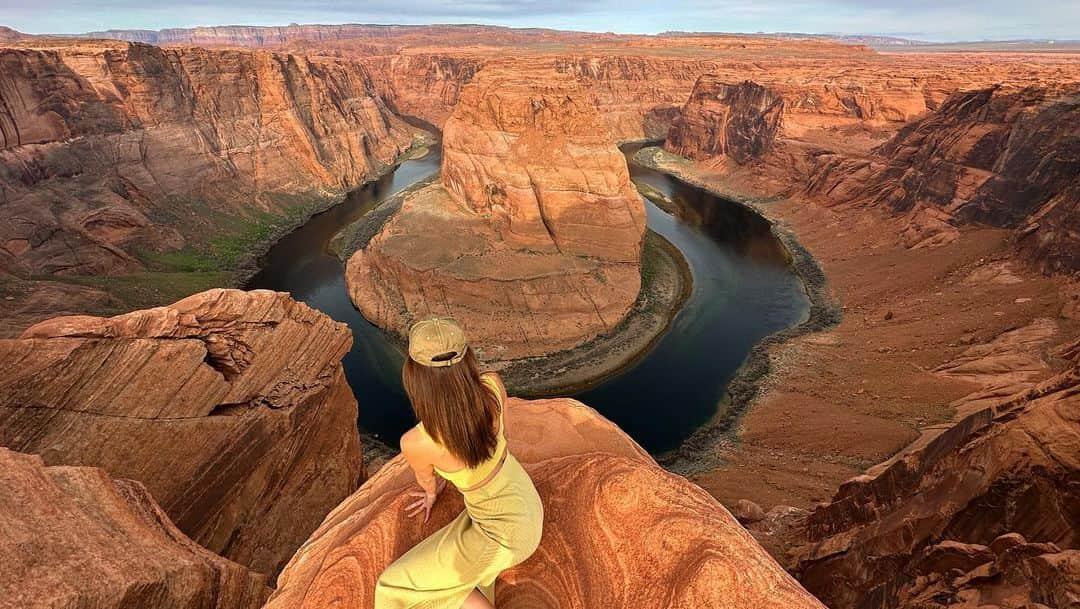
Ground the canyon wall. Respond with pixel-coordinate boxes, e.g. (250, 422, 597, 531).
(346, 68, 646, 362)
(0, 448, 271, 609)
(666, 77, 785, 164)
(806, 84, 1080, 273)
(795, 338, 1080, 609)
(268, 397, 827, 609)
(360, 53, 483, 126)
(0, 288, 363, 576)
(553, 55, 722, 140)
(0, 39, 417, 311)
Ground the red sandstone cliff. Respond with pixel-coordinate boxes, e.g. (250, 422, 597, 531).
(0, 288, 363, 576)
(346, 68, 646, 361)
(267, 398, 828, 609)
(794, 338, 1080, 609)
(359, 53, 484, 126)
(0, 448, 271, 609)
(666, 77, 785, 164)
(806, 84, 1080, 273)
(0, 39, 417, 299)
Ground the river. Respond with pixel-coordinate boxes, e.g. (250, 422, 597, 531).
(248, 143, 809, 454)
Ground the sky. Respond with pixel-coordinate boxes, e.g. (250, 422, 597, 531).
(3, 0, 1078, 42)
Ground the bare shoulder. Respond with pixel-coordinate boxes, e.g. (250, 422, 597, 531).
(400, 426, 434, 458)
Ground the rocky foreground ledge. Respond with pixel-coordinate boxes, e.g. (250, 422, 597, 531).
(268, 397, 826, 609)
(0, 288, 363, 576)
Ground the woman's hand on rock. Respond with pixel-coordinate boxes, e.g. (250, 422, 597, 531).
(405, 489, 435, 522)
(406, 480, 445, 523)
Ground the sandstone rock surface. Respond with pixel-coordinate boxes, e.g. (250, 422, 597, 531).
(795, 340, 1080, 609)
(0, 448, 270, 609)
(267, 397, 826, 609)
(346, 68, 646, 362)
(806, 85, 1080, 272)
(666, 77, 785, 164)
(0, 288, 363, 576)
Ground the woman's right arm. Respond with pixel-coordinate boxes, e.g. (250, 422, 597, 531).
(400, 429, 442, 522)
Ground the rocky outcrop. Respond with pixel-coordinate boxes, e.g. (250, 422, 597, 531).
(0, 39, 417, 283)
(666, 77, 785, 164)
(0, 288, 363, 576)
(0, 448, 271, 609)
(346, 68, 646, 362)
(267, 397, 827, 609)
(806, 85, 1080, 272)
(794, 338, 1080, 609)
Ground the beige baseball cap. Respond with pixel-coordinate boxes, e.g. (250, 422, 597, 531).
(407, 316, 468, 367)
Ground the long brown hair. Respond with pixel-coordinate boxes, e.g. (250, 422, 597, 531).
(402, 347, 501, 468)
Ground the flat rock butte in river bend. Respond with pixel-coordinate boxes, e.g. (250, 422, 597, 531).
(345, 66, 646, 362)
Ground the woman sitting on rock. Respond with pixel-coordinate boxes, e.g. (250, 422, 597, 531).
(375, 317, 544, 609)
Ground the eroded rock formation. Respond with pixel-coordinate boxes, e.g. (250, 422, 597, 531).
(795, 338, 1080, 609)
(806, 84, 1080, 272)
(267, 397, 826, 609)
(346, 68, 646, 361)
(0, 448, 271, 609)
(666, 77, 785, 164)
(0, 288, 363, 576)
(0, 39, 417, 306)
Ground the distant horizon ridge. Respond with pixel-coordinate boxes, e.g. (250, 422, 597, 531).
(2, 22, 1076, 47)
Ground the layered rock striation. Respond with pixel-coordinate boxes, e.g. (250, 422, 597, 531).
(0, 39, 417, 284)
(805, 84, 1080, 272)
(346, 68, 646, 362)
(666, 77, 785, 164)
(267, 397, 827, 609)
(795, 338, 1080, 609)
(0, 448, 271, 609)
(0, 288, 363, 576)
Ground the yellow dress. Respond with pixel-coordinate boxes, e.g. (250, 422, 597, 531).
(374, 375, 544, 608)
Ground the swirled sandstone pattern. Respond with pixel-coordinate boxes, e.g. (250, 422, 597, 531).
(266, 397, 826, 609)
(0, 288, 363, 576)
(346, 68, 646, 362)
(0, 448, 270, 609)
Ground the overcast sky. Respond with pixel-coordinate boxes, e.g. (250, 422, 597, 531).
(4, 0, 1078, 41)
